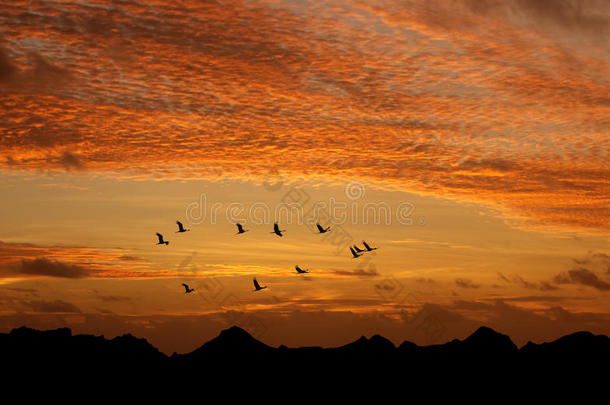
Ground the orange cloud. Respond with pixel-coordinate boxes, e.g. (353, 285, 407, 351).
(0, 0, 608, 232)
(0, 240, 157, 279)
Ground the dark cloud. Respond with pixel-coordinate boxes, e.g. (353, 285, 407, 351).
(455, 278, 480, 289)
(118, 255, 143, 262)
(539, 281, 559, 291)
(333, 268, 379, 277)
(553, 267, 610, 291)
(19, 257, 90, 279)
(498, 272, 559, 291)
(4, 287, 39, 295)
(23, 299, 82, 313)
(97, 295, 133, 303)
(480, 296, 569, 303)
(52, 151, 84, 171)
(414, 277, 436, 284)
(0, 47, 17, 82)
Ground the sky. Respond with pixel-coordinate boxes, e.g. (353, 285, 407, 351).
(0, 0, 609, 354)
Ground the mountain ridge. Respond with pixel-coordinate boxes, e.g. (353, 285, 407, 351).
(2, 324, 609, 378)
(2, 324, 608, 354)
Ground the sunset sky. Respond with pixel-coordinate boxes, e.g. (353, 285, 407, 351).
(0, 0, 609, 354)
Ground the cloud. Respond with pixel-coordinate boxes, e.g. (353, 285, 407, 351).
(0, 0, 607, 232)
(455, 278, 480, 289)
(55, 151, 84, 171)
(553, 268, 610, 291)
(18, 257, 90, 279)
(333, 268, 379, 277)
(0, 47, 17, 82)
(23, 299, 82, 313)
(0, 241, 168, 279)
(497, 272, 560, 291)
(97, 295, 134, 303)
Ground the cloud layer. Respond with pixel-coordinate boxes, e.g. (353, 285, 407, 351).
(0, 0, 608, 232)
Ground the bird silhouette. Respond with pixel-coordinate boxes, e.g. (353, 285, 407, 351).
(253, 278, 267, 291)
(271, 223, 285, 237)
(353, 245, 366, 254)
(176, 221, 190, 233)
(316, 223, 331, 233)
(156, 233, 169, 245)
(362, 241, 377, 251)
(235, 223, 248, 234)
(182, 283, 195, 293)
(295, 265, 310, 274)
(350, 247, 362, 258)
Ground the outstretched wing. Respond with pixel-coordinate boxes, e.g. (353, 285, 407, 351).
(316, 224, 324, 232)
(273, 223, 280, 233)
(253, 278, 261, 289)
(156, 233, 164, 243)
(350, 247, 356, 255)
(182, 283, 190, 291)
(362, 241, 371, 250)
(177, 221, 185, 232)
(237, 223, 244, 232)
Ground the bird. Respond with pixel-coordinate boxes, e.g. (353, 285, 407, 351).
(235, 223, 248, 234)
(362, 241, 377, 251)
(316, 223, 331, 233)
(353, 244, 366, 254)
(271, 222, 285, 237)
(295, 265, 309, 274)
(156, 233, 169, 245)
(176, 221, 190, 233)
(182, 283, 195, 294)
(253, 278, 267, 291)
(350, 247, 362, 258)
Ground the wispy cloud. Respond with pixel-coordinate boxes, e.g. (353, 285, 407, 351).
(455, 278, 480, 289)
(553, 267, 610, 291)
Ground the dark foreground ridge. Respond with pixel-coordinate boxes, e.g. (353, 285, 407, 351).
(2, 325, 608, 381)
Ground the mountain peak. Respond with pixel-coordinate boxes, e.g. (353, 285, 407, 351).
(463, 326, 518, 353)
(183, 325, 271, 359)
(369, 334, 395, 349)
(218, 326, 255, 340)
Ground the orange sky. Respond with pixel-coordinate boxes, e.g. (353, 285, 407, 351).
(0, 0, 609, 354)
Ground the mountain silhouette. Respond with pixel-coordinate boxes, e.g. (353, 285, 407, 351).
(2, 325, 608, 382)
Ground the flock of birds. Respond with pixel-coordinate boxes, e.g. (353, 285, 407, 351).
(155, 221, 378, 294)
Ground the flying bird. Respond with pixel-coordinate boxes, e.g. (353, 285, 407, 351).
(156, 233, 169, 245)
(295, 265, 309, 274)
(316, 223, 331, 233)
(176, 221, 190, 233)
(182, 283, 195, 294)
(353, 245, 366, 254)
(362, 241, 377, 251)
(350, 247, 362, 258)
(235, 223, 248, 234)
(271, 223, 285, 237)
(253, 278, 267, 291)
